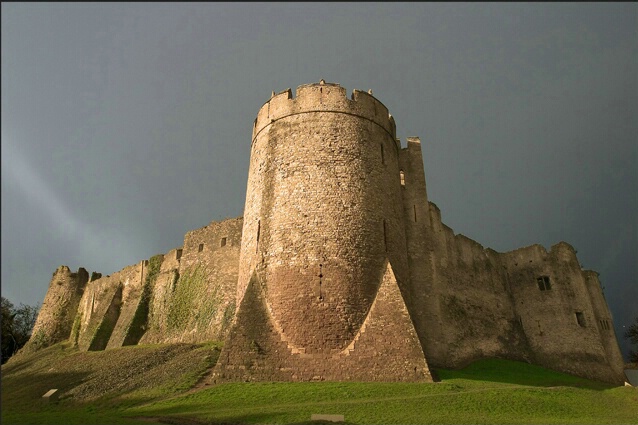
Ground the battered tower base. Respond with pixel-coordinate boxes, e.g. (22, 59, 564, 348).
(212, 261, 433, 382)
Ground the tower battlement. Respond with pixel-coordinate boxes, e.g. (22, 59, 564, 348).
(252, 80, 396, 143)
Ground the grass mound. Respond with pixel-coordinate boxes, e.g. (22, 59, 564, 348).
(2, 343, 636, 425)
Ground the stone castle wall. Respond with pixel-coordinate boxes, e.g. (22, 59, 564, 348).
(75, 261, 144, 351)
(238, 81, 410, 355)
(23, 266, 89, 352)
(24, 81, 626, 385)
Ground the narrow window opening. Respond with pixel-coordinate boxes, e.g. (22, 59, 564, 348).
(381, 144, 385, 164)
(400, 170, 405, 187)
(318, 264, 324, 301)
(383, 220, 388, 252)
(537, 276, 551, 291)
(518, 316, 523, 327)
(575, 311, 586, 327)
(198, 243, 204, 253)
(220, 237, 227, 247)
(256, 220, 261, 253)
(413, 205, 417, 222)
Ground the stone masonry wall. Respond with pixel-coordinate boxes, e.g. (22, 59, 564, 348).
(75, 275, 123, 351)
(24, 266, 89, 352)
(74, 262, 145, 351)
(141, 218, 242, 344)
(237, 81, 409, 360)
(583, 270, 626, 380)
(503, 243, 625, 383)
(139, 249, 182, 344)
(422, 210, 531, 368)
(213, 261, 432, 383)
(106, 259, 151, 349)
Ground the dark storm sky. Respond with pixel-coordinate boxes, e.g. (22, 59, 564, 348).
(2, 3, 636, 359)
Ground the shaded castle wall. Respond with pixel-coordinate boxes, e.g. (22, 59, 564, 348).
(406, 199, 624, 384)
(503, 243, 625, 384)
(24, 266, 89, 351)
(421, 207, 530, 368)
(139, 249, 182, 344)
(75, 263, 145, 351)
(583, 270, 626, 379)
(106, 258, 154, 348)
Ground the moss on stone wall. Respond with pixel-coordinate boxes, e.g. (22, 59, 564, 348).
(221, 301, 236, 333)
(70, 311, 83, 347)
(167, 264, 213, 332)
(123, 255, 163, 345)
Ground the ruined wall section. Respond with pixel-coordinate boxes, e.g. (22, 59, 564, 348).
(75, 265, 131, 351)
(237, 81, 410, 359)
(142, 218, 242, 344)
(24, 266, 89, 352)
(503, 243, 625, 384)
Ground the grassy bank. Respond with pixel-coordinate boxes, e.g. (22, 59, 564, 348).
(2, 343, 636, 424)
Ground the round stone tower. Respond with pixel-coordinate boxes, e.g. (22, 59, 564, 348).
(236, 80, 410, 354)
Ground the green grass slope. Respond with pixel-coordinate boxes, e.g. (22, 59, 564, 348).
(2, 343, 636, 425)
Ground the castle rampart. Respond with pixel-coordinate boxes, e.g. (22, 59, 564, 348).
(23, 81, 626, 385)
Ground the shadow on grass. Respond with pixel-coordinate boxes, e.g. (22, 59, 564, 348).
(435, 358, 614, 390)
(1, 370, 91, 411)
(135, 415, 360, 425)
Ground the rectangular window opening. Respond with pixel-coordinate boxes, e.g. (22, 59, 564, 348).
(537, 276, 551, 291)
(198, 243, 204, 253)
(220, 237, 227, 247)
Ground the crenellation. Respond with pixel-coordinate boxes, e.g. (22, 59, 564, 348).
(253, 81, 396, 144)
(25, 81, 626, 385)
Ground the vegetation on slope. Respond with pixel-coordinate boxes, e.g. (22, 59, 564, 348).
(1, 342, 636, 425)
(1, 296, 39, 363)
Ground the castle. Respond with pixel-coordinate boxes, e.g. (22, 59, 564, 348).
(24, 81, 626, 384)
